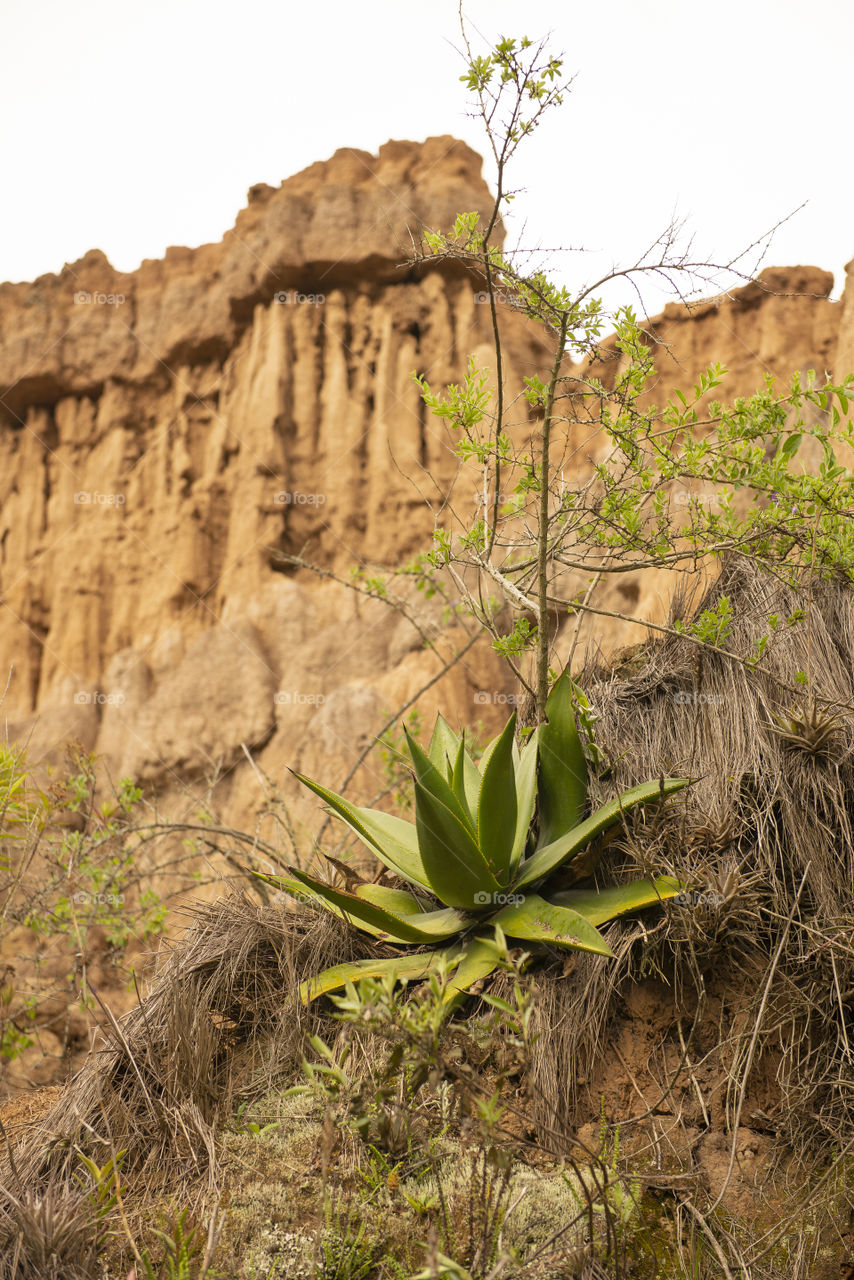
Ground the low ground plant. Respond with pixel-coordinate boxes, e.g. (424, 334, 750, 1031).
(250, 671, 687, 1009)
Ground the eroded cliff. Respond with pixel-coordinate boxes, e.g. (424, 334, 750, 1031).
(0, 136, 849, 843)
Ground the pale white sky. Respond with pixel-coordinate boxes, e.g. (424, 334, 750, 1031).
(2, 0, 851, 316)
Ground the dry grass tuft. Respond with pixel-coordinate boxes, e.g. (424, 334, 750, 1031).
(0, 1183, 102, 1279)
(1, 894, 367, 1200)
(528, 557, 854, 1157)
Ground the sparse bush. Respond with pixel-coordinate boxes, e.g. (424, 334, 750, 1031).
(15, 746, 165, 951)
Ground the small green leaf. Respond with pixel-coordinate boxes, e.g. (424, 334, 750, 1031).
(778, 432, 803, 460)
(408, 1251, 476, 1280)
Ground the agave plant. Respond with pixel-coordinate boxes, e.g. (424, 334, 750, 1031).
(765, 697, 841, 757)
(252, 672, 689, 1009)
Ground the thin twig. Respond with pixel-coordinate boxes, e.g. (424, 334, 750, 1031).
(679, 1197, 736, 1280)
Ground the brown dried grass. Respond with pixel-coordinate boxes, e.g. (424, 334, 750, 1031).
(1, 894, 366, 1201)
(527, 556, 854, 1157)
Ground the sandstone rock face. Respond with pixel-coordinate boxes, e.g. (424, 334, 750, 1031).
(0, 137, 543, 839)
(0, 136, 851, 841)
(98, 620, 277, 784)
(836, 255, 854, 383)
(0, 137, 500, 416)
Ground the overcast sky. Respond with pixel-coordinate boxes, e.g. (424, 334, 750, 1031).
(2, 0, 851, 317)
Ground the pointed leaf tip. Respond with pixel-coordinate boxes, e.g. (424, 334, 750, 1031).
(538, 671, 588, 848)
(477, 712, 517, 883)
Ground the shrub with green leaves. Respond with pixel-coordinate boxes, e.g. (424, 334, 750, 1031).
(0, 743, 43, 855)
(0, 743, 169, 1075)
(252, 672, 688, 1008)
(19, 754, 165, 950)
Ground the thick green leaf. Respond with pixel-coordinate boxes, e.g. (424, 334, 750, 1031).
(300, 936, 502, 1010)
(248, 867, 349, 921)
(406, 728, 477, 833)
(412, 777, 503, 909)
(300, 951, 446, 1004)
(450, 737, 479, 833)
(428, 714, 462, 778)
(374, 906, 470, 944)
(493, 893, 613, 956)
(461, 735, 483, 821)
(250, 870, 437, 938)
(477, 713, 518, 884)
(537, 670, 588, 848)
(510, 727, 539, 874)
(477, 728, 501, 779)
(292, 771, 430, 889)
(354, 884, 427, 915)
(287, 866, 467, 942)
(516, 778, 690, 889)
(440, 935, 504, 1009)
(551, 876, 683, 925)
(300, 935, 505, 1015)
